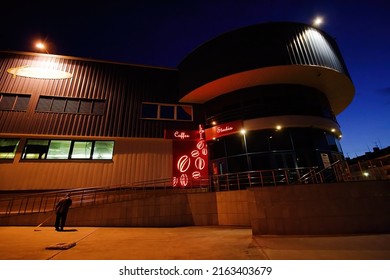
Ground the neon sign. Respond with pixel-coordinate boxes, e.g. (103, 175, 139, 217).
(205, 120, 243, 140)
(216, 126, 233, 134)
(169, 125, 209, 188)
(173, 131, 191, 140)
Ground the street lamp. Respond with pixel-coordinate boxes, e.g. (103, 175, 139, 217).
(240, 129, 251, 170)
(313, 16, 324, 27)
(35, 42, 49, 54)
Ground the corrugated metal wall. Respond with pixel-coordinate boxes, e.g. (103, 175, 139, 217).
(178, 22, 351, 97)
(0, 52, 198, 138)
(0, 138, 172, 190)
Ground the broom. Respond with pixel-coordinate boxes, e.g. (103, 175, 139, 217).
(34, 212, 54, 231)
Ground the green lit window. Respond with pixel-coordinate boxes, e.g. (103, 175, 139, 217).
(93, 141, 114, 159)
(23, 140, 50, 159)
(0, 139, 20, 159)
(22, 139, 114, 160)
(71, 141, 93, 159)
(47, 140, 72, 159)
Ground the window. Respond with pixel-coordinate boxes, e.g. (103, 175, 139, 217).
(47, 140, 71, 159)
(0, 93, 30, 111)
(71, 141, 93, 159)
(64, 99, 79, 113)
(141, 103, 158, 119)
(160, 105, 174, 119)
(22, 139, 114, 160)
(23, 140, 50, 159)
(51, 99, 66, 113)
(141, 102, 193, 121)
(36, 96, 105, 115)
(177, 105, 193, 121)
(0, 139, 20, 159)
(93, 141, 115, 159)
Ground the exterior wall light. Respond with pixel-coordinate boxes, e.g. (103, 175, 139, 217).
(313, 16, 324, 27)
(7, 66, 73, 79)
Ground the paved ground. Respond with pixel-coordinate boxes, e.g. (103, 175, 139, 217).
(1, 226, 390, 260)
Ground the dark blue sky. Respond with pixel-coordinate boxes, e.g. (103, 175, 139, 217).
(1, 0, 389, 158)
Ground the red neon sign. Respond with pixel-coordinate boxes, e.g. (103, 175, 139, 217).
(205, 120, 243, 140)
(170, 125, 208, 188)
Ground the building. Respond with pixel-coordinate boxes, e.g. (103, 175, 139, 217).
(346, 146, 390, 181)
(0, 22, 354, 191)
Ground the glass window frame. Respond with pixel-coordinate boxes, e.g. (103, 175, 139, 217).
(141, 102, 193, 122)
(35, 96, 105, 115)
(21, 139, 114, 161)
(0, 138, 20, 159)
(0, 93, 31, 111)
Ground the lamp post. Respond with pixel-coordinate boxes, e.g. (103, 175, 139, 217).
(35, 42, 49, 54)
(241, 129, 251, 170)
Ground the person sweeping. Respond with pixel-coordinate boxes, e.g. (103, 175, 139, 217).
(54, 193, 72, 231)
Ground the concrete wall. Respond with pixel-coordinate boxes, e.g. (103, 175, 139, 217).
(0, 190, 250, 228)
(1, 181, 389, 236)
(248, 181, 390, 235)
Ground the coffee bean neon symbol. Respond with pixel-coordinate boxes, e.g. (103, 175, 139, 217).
(195, 157, 205, 170)
(177, 155, 190, 172)
(180, 174, 189, 186)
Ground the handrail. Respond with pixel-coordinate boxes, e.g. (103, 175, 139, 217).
(293, 160, 343, 184)
(0, 162, 374, 218)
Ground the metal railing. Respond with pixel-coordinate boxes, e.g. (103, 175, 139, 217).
(0, 185, 145, 216)
(0, 161, 364, 217)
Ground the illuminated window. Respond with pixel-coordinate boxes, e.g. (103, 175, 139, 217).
(23, 140, 50, 159)
(0, 93, 30, 111)
(22, 139, 114, 160)
(92, 141, 114, 159)
(47, 140, 72, 159)
(0, 139, 20, 159)
(71, 141, 93, 159)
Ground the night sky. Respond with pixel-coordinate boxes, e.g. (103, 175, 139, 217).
(1, 0, 389, 158)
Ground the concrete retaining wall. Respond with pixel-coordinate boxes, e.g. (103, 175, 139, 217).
(1, 181, 389, 235)
(248, 181, 390, 235)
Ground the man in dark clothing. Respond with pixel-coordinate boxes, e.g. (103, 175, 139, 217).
(55, 193, 72, 231)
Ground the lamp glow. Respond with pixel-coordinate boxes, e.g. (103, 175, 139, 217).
(35, 42, 49, 54)
(313, 16, 324, 27)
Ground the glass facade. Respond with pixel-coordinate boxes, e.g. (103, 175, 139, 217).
(204, 84, 336, 127)
(209, 128, 343, 174)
